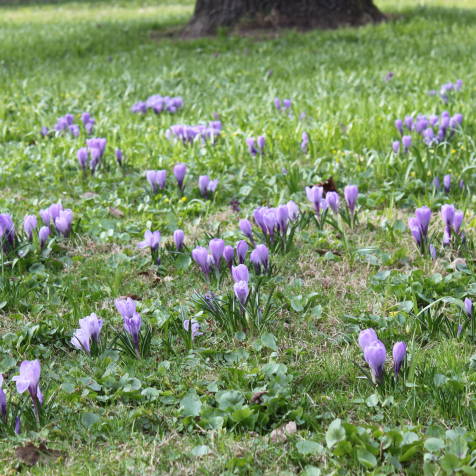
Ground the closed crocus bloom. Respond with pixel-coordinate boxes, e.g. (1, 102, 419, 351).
(306, 186, 325, 215)
(146, 170, 160, 193)
(441, 204, 455, 229)
(138, 230, 161, 251)
(115, 148, 123, 165)
(23, 215, 37, 240)
(232, 264, 249, 283)
(326, 192, 340, 213)
(263, 208, 278, 236)
(192, 246, 210, 275)
(246, 137, 257, 155)
(257, 135, 265, 151)
(77, 147, 89, 169)
(183, 319, 203, 339)
(408, 217, 422, 246)
(173, 229, 185, 251)
(209, 238, 225, 267)
(358, 328, 378, 351)
(89, 147, 101, 173)
(123, 312, 142, 348)
(430, 244, 437, 260)
(443, 174, 451, 193)
(12, 360, 43, 405)
(404, 116, 413, 131)
(198, 175, 210, 196)
(364, 340, 386, 384)
(38, 226, 50, 249)
(40, 126, 49, 137)
(392, 141, 400, 154)
(276, 205, 288, 233)
(250, 249, 261, 271)
(402, 135, 412, 151)
(86, 138, 107, 156)
(344, 185, 358, 215)
(48, 203, 63, 221)
(287, 201, 299, 220)
(79, 313, 103, 342)
(429, 114, 439, 126)
(173, 163, 187, 189)
(283, 99, 291, 109)
(71, 327, 91, 353)
(234, 280, 249, 305)
(236, 240, 248, 264)
(256, 244, 269, 269)
(69, 124, 80, 137)
(223, 245, 235, 267)
(0, 213, 15, 245)
(464, 298, 473, 317)
(0, 375, 6, 419)
(395, 119, 403, 135)
(239, 219, 253, 240)
(453, 210, 463, 234)
(55, 209, 73, 237)
(415, 206, 431, 236)
(392, 342, 406, 376)
(115, 297, 137, 319)
(274, 98, 281, 110)
(455, 79, 463, 90)
(207, 179, 218, 194)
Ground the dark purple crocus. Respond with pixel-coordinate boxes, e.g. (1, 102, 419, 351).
(115, 148, 123, 166)
(232, 264, 249, 283)
(173, 229, 185, 251)
(146, 170, 166, 193)
(364, 340, 386, 384)
(77, 147, 89, 170)
(415, 206, 431, 237)
(443, 174, 451, 193)
(54, 209, 73, 237)
(464, 298, 473, 317)
(223, 245, 235, 268)
(402, 135, 412, 152)
(301, 132, 309, 152)
(0, 375, 6, 421)
(344, 185, 358, 216)
(234, 280, 249, 306)
(23, 215, 37, 240)
(236, 240, 248, 264)
(392, 141, 400, 154)
(192, 246, 210, 275)
(183, 319, 203, 339)
(358, 328, 378, 351)
(239, 219, 253, 241)
(38, 226, 50, 249)
(173, 163, 187, 190)
(137, 230, 161, 251)
(392, 342, 406, 376)
(12, 360, 43, 410)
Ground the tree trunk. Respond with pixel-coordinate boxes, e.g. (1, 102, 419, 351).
(184, 0, 384, 37)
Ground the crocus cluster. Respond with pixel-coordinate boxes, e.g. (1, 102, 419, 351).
(44, 112, 95, 137)
(232, 264, 250, 306)
(428, 79, 463, 103)
(408, 206, 432, 251)
(131, 94, 183, 114)
(358, 329, 406, 384)
(71, 313, 103, 353)
(183, 319, 203, 339)
(77, 137, 107, 173)
(166, 121, 221, 144)
(198, 175, 219, 198)
(40, 203, 74, 237)
(433, 174, 464, 194)
(192, 239, 225, 275)
(115, 298, 142, 355)
(393, 111, 463, 149)
(274, 98, 292, 110)
(251, 201, 300, 241)
(145, 163, 191, 193)
(306, 185, 358, 221)
(441, 204, 464, 245)
(246, 136, 265, 155)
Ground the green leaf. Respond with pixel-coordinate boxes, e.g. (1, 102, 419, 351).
(179, 391, 202, 417)
(326, 418, 346, 449)
(290, 296, 304, 312)
(301, 466, 321, 476)
(260, 332, 277, 351)
(191, 445, 211, 457)
(357, 448, 377, 468)
(60, 382, 75, 394)
(175, 253, 191, 270)
(424, 438, 445, 452)
(296, 440, 324, 456)
(81, 412, 100, 428)
(216, 390, 244, 411)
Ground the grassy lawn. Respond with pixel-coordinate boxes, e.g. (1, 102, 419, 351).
(0, 0, 475, 473)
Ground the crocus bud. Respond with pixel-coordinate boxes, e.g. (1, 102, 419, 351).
(209, 238, 225, 267)
(239, 219, 253, 240)
(257, 135, 265, 151)
(453, 211, 463, 234)
(198, 175, 210, 196)
(358, 328, 378, 351)
(255, 244, 269, 270)
(392, 341, 406, 376)
(464, 298, 473, 317)
(223, 245, 234, 268)
(232, 264, 249, 283)
(192, 246, 210, 275)
(173, 229, 185, 251)
(115, 148, 123, 165)
(38, 226, 50, 248)
(364, 340, 386, 384)
(441, 204, 455, 229)
(402, 135, 412, 151)
(173, 163, 187, 190)
(234, 280, 249, 305)
(236, 240, 248, 264)
(408, 217, 421, 246)
(404, 116, 413, 131)
(395, 119, 403, 135)
(344, 185, 358, 216)
(123, 312, 142, 350)
(443, 174, 451, 193)
(415, 206, 431, 237)
(23, 215, 37, 241)
(392, 141, 400, 154)
(55, 209, 73, 237)
(326, 192, 339, 213)
(246, 137, 257, 155)
(77, 147, 89, 170)
(283, 99, 291, 109)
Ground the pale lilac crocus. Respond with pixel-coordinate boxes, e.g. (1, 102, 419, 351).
(358, 328, 378, 351)
(395, 119, 403, 135)
(173, 163, 187, 190)
(287, 201, 299, 220)
(236, 240, 248, 264)
(392, 141, 400, 154)
(115, 298, 136, 321)
(301, 132, 309, 152)
(453, 211, 463, 234)
(364, 340, 386, 384)
(138, 230, 161, 251)
(71, 327, 92, 353)
(429, 244, 437, 260)
(55, 209, 73, 237)
(0, 213, 15, 246)
(464, 298, 473, 317)
(392, 342, 406, 376)
(246, 137, 257, 155)
(402, 135, 412, 152)
(12, 360, 43, 408)
(257, 135, 265, 152)
(344, 185, 358, 216)
(283, 99, 291, 109)
(234, 280, 249, 306)
(192, 246, 210, 275)
(326, 192, 339, 213)
(77, 147, 89, 170)
(146, 170, 166, 193)
(23, 215, 37, 240)
(183, 319, 203, 339)
(441, 204, 455, 230)
(198, 175, 210, 196)
(408, 217, 422, 246)
(443, 174, 451, 193)
(173, 229, 185, 251)
(232, 264, 249, 283)
(306, 186, 325, 216)
(250, 244, 269, 273)
(239, 219, 253, 241)
(209, 238, 225, 267)
(223, 245, 235, 268)
(38, 226, 50, 249)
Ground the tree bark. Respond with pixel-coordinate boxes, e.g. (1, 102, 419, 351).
(184, 0, 384, 37)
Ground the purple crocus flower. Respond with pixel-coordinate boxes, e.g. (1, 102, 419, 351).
(198, 175, 210, 196)
(358, 328, 378, 351)
(232, 264, 249, 283)
(234, 280, 249, 306)
(395, 119, 403, 135)
(430, 244, 437, 260)
(40, 126, 49, 137)
(301, 132, 309, 152)
(123, 312, 142, 351)
(131, 101, 147, 114)
(408, 217, 422, 246)
(443, 174, 451, 193)
(37, 226, 50, 249)
(326, 192, 339, 213)
(276, 205, 289, 234)
(344, 185, 358, 216)
(0, 375, 6, 420)
(71, 327, 92, 353)
(65, 114, 74, 125)
(69, 125, 80, 137)
(404, 116, 413, 131)
(55, 209, 73, 237)
(12, 360, 43, 406)
(364, 340, 386, 384)
(283, 99, 292, 109)
(183, 319, 203, 339)
(246, 137, 257, 155)
(392, 141, 400, 154)
(77, 147, 89, 170)
(250, 244, 269, 273)
(402, 135, 412, 152)
(223, 245, 235, 268)
(453, 210, 463, 234)
(115, 149, 123, 166)
(433, 177, 440, 190)
(464, 298, 473, 317)
(306, 186, 325, 216)
(0, 213, 15, 246)
(392, 342, 406, 376)
(173, 229, 185, 251)
(146, 170, 166, 193)
(441, 204, 455, 230)
(79, 313, 103, 342)
(209, 238, 225, 268)
(415, 206, 431, 237)
(239, 219, 253, 241)
(137, 230, 161, 251)
(207, 179, 218, 194)
(443, 228, 451, 246)
(192, 246, 210, 275)
(236, 240, 248, 264)
(274, 98, 281, 110)
(173, 163, 187, 190)
(115, 297, 136, 319)
(23, 215, 37, 240)
(287, 201, 299, 220)
(257, 135, 265, 152)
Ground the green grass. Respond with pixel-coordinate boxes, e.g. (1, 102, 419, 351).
(0, 0, 475, 473)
